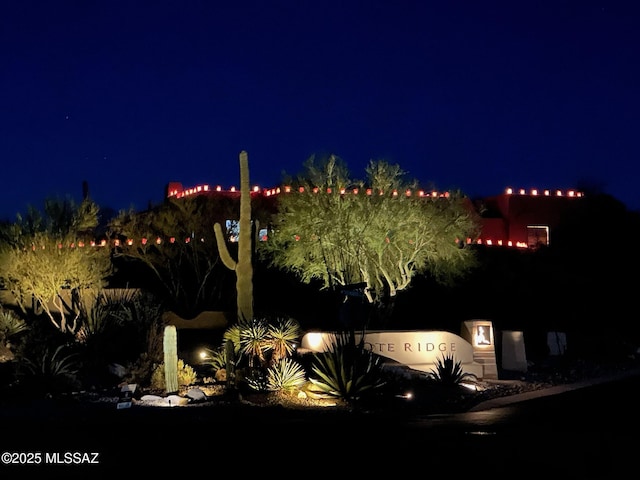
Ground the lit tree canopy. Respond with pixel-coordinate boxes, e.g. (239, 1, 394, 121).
(0, 197, 112, 334)
(259, 155, 481, 319)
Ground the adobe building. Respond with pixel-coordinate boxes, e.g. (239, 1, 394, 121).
(472, 187, 584, 249)
(165, 181, 585, 251)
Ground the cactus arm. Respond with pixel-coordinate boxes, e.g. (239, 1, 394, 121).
(213, 222, 237, 270)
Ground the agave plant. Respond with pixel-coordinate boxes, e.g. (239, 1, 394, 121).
(21, 344, 80, 378)
(308, 329, 386, 404)
(18, 344, 81, 396)
(428, 352, 478, 386)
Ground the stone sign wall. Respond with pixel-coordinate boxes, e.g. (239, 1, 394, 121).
(300, 329, 486, 379)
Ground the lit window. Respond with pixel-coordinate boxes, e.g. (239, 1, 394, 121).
(527, 225, 549, 248)
(225, 220, 240, 243)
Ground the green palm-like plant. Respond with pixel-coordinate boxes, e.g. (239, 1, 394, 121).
(308, 330, 386, 404)
(268, 317, 301, 364)
(428, 352, 478, 386)
(266, 357, 306, 393)
(239, 318, 271, 368)
(222, 324, 242, 355)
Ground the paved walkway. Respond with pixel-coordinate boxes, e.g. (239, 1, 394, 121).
(469, 364, 640, 411)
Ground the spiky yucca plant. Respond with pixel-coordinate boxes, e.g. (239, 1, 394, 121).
(268, 317, 301, 364)
(308, 330, 386, 405)
(0, 309, 28, 340)
(0, 310, 27, 362)
(428, 352, 478, 386)
(223, 316, 301, 369)
(266, 357, 306, 393)
(239, 318, 271, 368)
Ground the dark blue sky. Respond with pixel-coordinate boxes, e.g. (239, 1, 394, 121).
(2, 1, 639, 221)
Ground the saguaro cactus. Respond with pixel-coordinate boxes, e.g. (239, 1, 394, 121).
(163, 325, 179, 394)
(214, 150, 254, 325)
(214, 151, 256, 393)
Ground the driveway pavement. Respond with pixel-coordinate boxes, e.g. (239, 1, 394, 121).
(469, 363, 640, 411)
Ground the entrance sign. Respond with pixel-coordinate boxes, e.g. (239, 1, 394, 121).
(300, 329, 485, 379)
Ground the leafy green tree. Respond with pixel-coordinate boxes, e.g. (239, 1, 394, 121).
(0, 197, 112, 335)
(259, 155, 481, 326)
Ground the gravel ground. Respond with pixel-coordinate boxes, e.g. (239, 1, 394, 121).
(3, 354, 638, 419)
(48, 354, 640, 417)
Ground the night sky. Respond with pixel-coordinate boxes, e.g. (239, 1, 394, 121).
(2, 1, 639, 221)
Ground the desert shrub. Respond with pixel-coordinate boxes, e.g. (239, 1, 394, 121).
(43, 289, 167, 391)
(150, 359, 197, 390)
(125, 352, 156, 387)
(199, 345, 227, 374)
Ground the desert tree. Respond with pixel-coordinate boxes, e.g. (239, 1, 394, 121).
(259, 155, 481, 327)
(0, 196, 112, 335)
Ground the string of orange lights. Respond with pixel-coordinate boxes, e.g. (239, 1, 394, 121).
(168, 183, 583, 199)
(20, 185, 583, 251)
